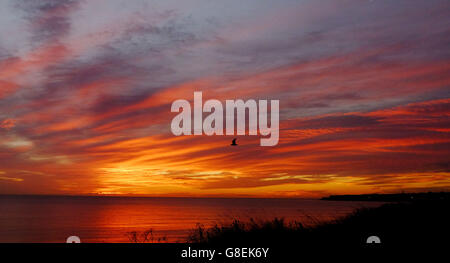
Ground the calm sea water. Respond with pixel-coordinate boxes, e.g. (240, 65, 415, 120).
(0, 195, 382, 243)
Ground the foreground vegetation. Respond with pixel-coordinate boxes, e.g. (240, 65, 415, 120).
(187, 200, 450, 246)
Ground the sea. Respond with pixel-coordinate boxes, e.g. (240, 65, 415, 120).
(0, 195, 383, 243)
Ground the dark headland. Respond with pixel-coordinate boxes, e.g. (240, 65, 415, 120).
(321, 191, 450, 202)
(183, 192, 450, 248)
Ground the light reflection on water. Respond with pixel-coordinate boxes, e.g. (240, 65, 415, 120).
(0, 195, 383, 243)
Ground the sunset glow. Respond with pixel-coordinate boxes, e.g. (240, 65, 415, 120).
(0, 0, 449, 197)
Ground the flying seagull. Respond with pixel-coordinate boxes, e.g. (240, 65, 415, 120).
(231, 138, 238, 146)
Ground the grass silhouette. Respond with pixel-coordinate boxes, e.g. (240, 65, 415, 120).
(186, 200, 450, 246)
(125, 193, 449, 246)
(126, 229, 168, 243)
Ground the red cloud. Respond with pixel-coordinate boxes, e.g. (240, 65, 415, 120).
(0, 119, 16, 130)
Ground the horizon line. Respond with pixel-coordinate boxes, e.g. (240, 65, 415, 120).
(0, 193, 321, 199)
(1, 191, 447, 200)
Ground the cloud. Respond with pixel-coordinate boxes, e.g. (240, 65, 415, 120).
(0, 0, 449, 196)
(14, 0, 81, 42)
(0, 119, 16, 129)
(0, 176, 24, 182)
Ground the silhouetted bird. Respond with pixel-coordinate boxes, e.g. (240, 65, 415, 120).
(231, 138, 238, 146)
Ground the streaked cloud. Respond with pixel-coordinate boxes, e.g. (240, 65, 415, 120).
(0, 0, 449, 196)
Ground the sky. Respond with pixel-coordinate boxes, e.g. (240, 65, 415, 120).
(0, 0, 449, 197)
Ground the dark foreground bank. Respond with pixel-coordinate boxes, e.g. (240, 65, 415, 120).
(186, 199, 450, 247)
(1, 199, 447, 261)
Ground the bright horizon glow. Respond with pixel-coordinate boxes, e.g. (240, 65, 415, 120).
(0, 0, 449, 198)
